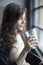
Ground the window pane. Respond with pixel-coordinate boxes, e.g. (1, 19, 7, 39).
(39, 0, 43, 53)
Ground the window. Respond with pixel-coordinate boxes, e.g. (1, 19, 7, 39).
(25, 0, 43, 59)
(39, 0, 43, 53)
(32, 0, 43, 59)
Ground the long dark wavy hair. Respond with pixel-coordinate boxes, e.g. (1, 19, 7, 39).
(1, 3, 25, 49)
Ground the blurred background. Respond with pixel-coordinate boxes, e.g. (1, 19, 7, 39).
(0, 0, 43, 61)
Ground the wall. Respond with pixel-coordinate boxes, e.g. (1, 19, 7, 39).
(0, 0, 25, 7)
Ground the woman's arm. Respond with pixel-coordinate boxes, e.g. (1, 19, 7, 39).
(16, 46, 30, 65)
(16, 36, 38, 65)
(16, 38, 32, 65)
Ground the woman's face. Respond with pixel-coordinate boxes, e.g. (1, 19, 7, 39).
(15, 12, 26, 33)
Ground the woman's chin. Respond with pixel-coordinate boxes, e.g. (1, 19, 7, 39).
(18, 28, 24, 33)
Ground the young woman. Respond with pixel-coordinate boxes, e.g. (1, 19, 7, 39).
(0, 3, 38, 65)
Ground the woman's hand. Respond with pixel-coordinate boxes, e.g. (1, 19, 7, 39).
(24, 36, 39, 52)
